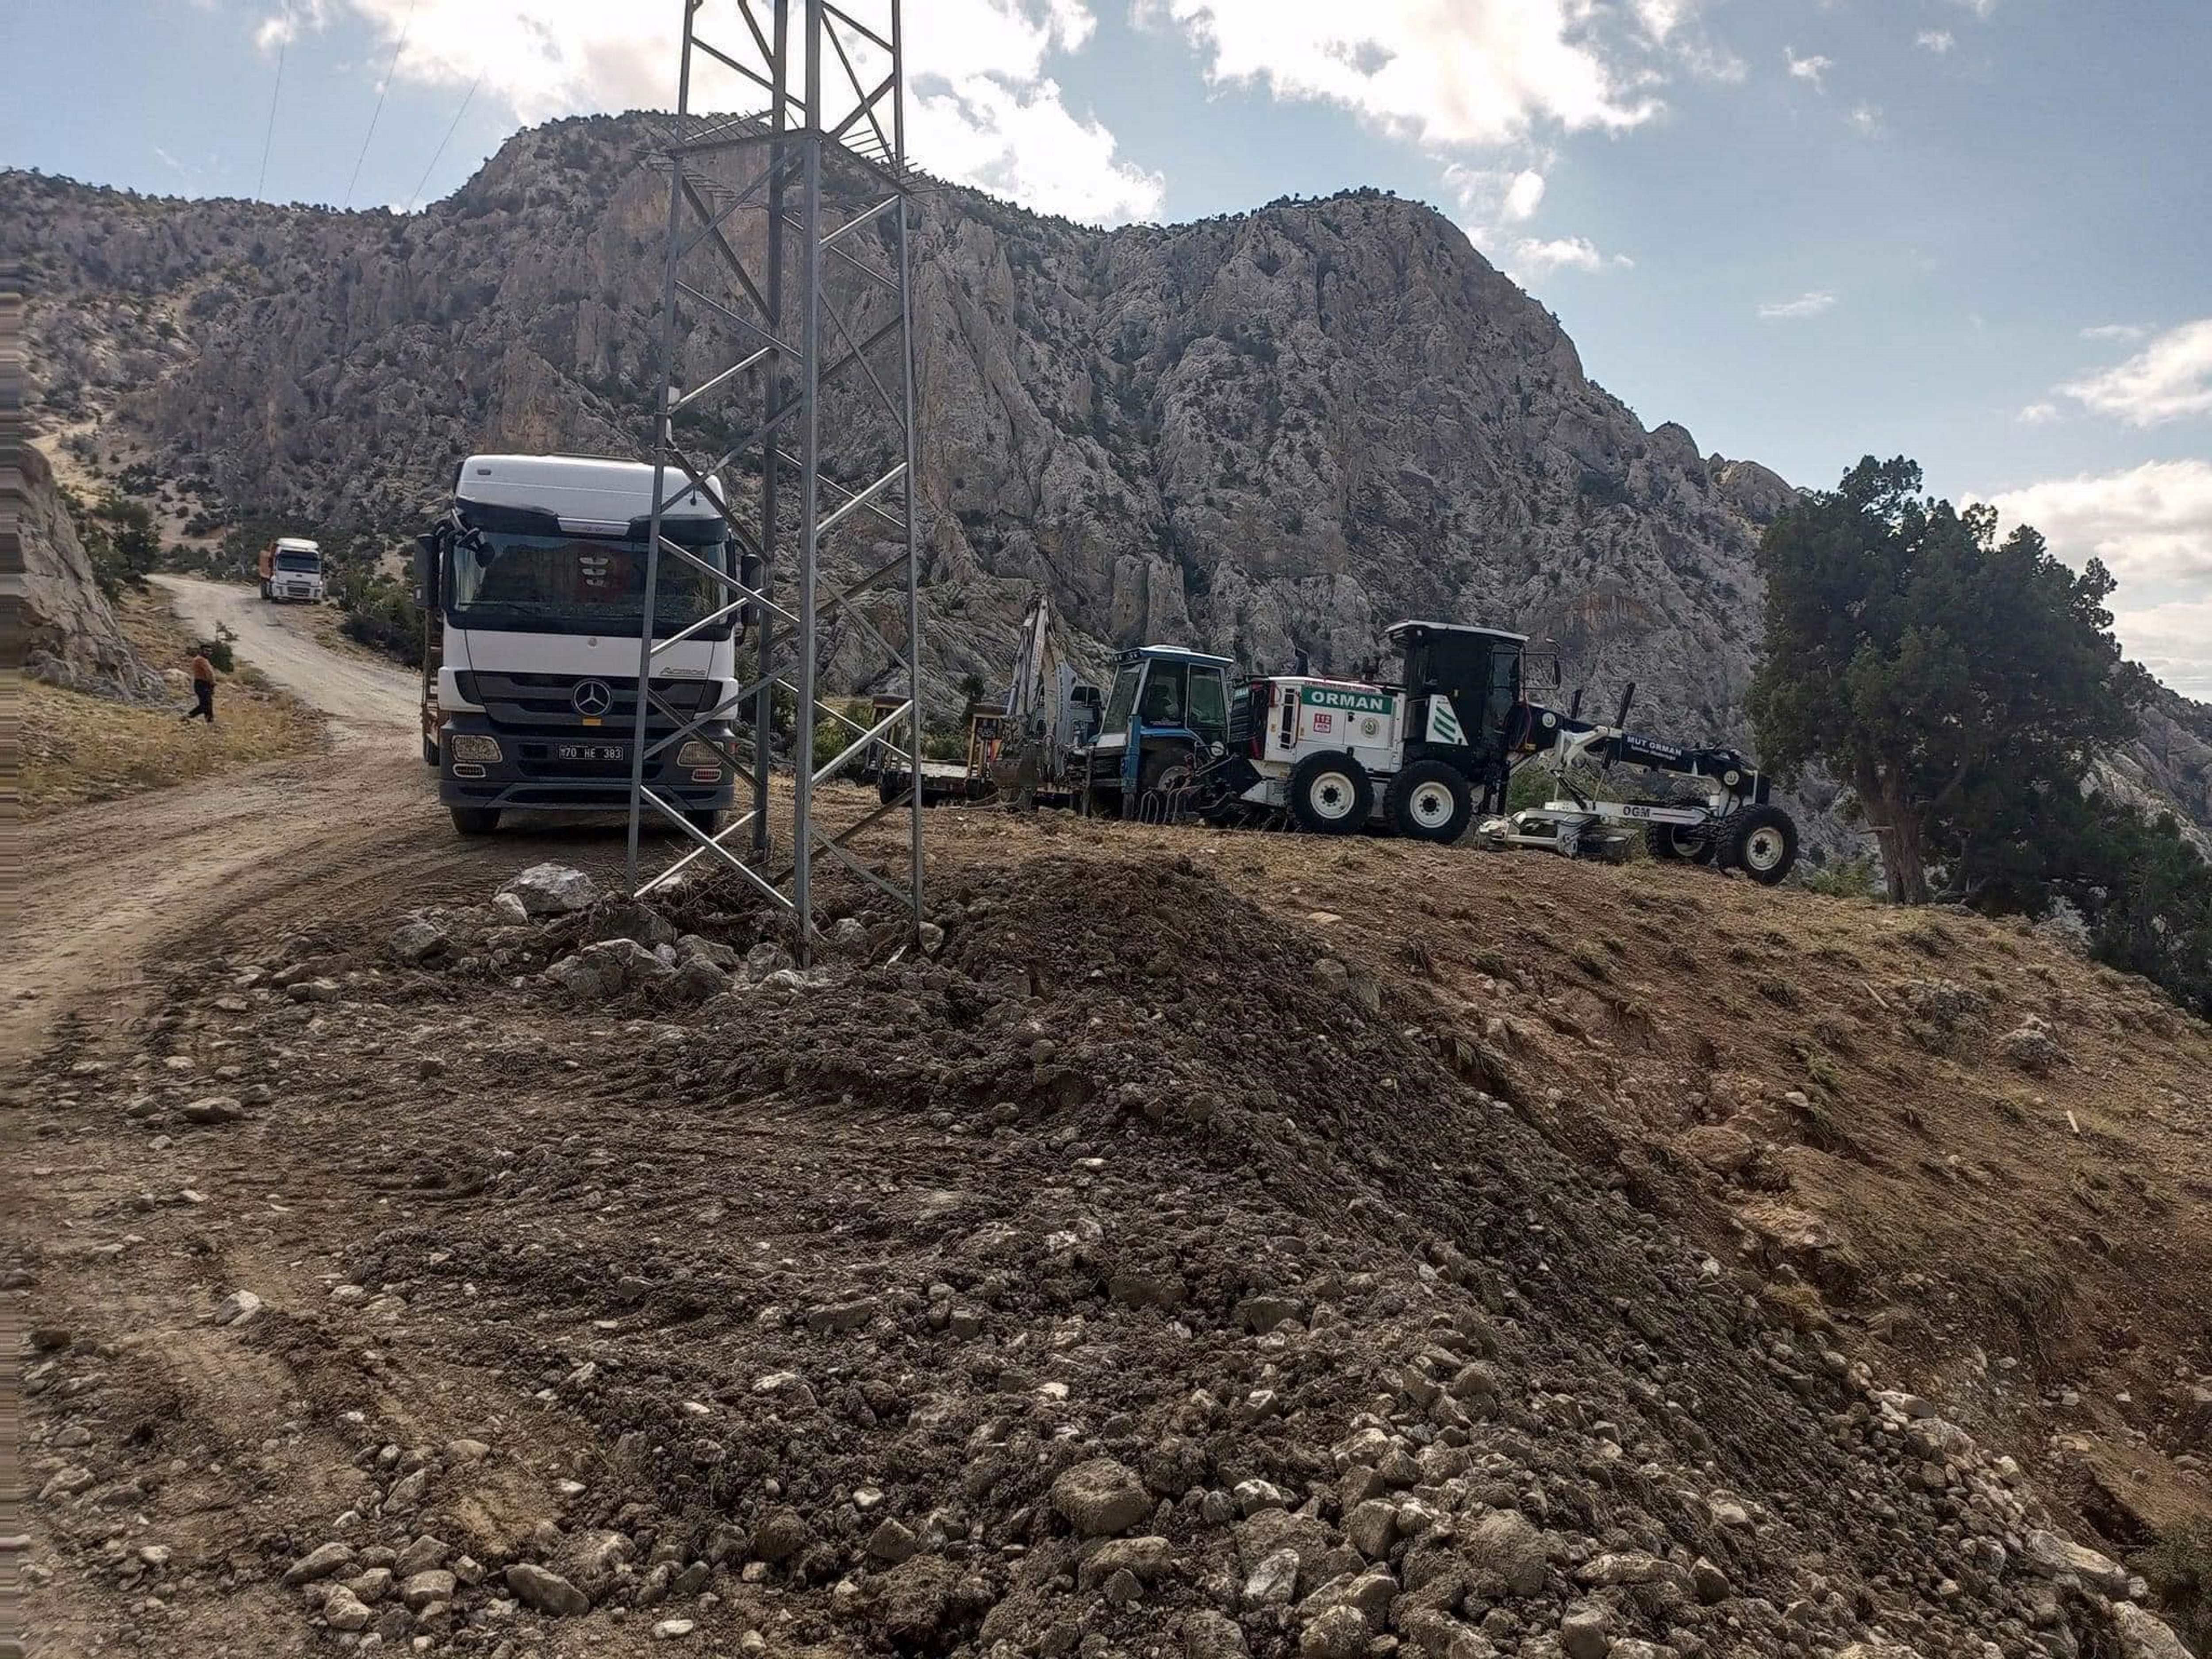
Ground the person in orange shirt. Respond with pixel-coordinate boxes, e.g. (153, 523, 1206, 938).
(180, 649, 218, 724)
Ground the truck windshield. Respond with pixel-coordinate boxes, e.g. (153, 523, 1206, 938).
(275, 552, 319, 572)
(448, 529, 728, 638)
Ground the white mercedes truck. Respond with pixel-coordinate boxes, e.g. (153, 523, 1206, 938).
(415, 454, 742, 837)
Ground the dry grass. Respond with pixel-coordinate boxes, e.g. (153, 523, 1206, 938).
(18, 588, 324, 815)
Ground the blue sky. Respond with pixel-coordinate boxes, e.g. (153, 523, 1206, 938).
(6, 0, 2208, 691)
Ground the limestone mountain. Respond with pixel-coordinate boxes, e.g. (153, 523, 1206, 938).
(2, 113, 2201, 840)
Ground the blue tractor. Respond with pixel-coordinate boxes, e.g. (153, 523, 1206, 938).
(1078, 644, 1237, 820)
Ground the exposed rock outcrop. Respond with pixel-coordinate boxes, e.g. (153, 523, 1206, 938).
(1, 439, 163, 701)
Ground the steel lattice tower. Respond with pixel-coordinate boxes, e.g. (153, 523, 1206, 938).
(624, 0, 923, 957)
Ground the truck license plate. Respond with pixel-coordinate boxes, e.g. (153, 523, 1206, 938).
(557, 742, 627, 762)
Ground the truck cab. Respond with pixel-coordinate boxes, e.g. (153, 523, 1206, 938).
(1080, 644, 1235, 815)
(259, 537, 325, 603)
(416, 454, 742, 837)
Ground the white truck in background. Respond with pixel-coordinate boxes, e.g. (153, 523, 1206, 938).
(258, 537, 325, 603)
(415, 454, 744, 837)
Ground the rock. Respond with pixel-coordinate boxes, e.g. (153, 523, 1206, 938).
(741, 940, 795, 980)
(1398, 1608, 1498, 1659)
(1673, 1124, 1756, 1177)
(284, 1542, 357, 1586)
(346, 1567, 394, 1603)
(1104, 1566, 1145, 1606)
(504, 1563, 590, 1617)
(2111, 1604, 2194, 1659)
(502, 863, 599, 916)
(805, 1296, 880, 1333)
(752, 1508, 812, 1563)
(1244, 1547, 1301, 1607)
(38, 1466, 96, 1500)
(1313, 959, 1349, 991)
(653, 1618, 698, 1640)
(212, 1288, 264, 1326)
(385, 1467, 428, 1510)
(587, 899, 676, 949)
(446, 1438, 490, 1463)
(826, 916, 868, 952)
(324, 1586, 374, 1632)
(394, 1536, 448, 1576)
(868, 1519, 918, 1564)
(2022, 1530, 2130, 1597)
(673, 957, 729, 1000)
(1301, 1605, 1371, 1659)
(1300, 1568, 1397, 1633)
(1560, 1603, 1613, 1659)
(1237, 1294, 1303, 1334)
(1186, 1609, 1251, 1659)
(388, 920, 449, 964)
(1078, 1536, 1178, 1590)
(180, 1095, 243, 1125)
(1998, 1019, 2069, 1074)
(401, 1570, 456, 1611)
(490, 891, 530, 925)
(1575, 1552, 1682, 1591)
(543, 937, 675, 1001)
(1050, 1457, 1151, 1537)
(1345, 1498, 1398, 1561)
(918, 922, 945, 955)
(1233, 1477, 1292, 1516)
(1465, 1509, 1549, 1597)
(1690, 1557, 1731, 1605)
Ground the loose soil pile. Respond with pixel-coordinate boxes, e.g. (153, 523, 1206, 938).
(11, 815, 2209, 1659)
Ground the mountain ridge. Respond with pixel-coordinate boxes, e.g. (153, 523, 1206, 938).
(4, 112, 2204, 842)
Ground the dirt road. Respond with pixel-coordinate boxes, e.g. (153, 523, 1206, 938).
(154, 574, 420, 739)
(5, 585, 633, 1063)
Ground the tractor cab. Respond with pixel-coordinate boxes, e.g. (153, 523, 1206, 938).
(1082, 644, 1236, 815)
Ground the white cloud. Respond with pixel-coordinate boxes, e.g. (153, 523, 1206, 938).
(2081, 323, 2146, 342)
(1986, 459, 2212, 692)
(1502, 168, 1546, 220)
(1785, 50, 1831, 88)
(1986, 460, 2212, 588)
(305, 0, 1162, 223)
(1151, 0, 1666, 149)
(1758, 290, 1836, 320)
(2017, 401, 2060, 425)
(1951, 0, 1998, 16)
(1848, 103, 1880, 134)
(2110, 597, 2212, 696)
(2059, 319, 2212, 427)
(1506, 236, 1632, 278)
(1915, 30, 1955, 53)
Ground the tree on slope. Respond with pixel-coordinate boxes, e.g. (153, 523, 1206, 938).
(1747, 456, 2144, 904)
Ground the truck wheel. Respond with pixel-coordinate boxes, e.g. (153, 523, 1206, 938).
(1644, 821, 1714, 864)
(422, 733, 440, 767)
(1718, 804, 1797, 885)
(259, 580, 271, 600)
(448, 806, 500, 836)
(1384, 759, 1472, 842)
(1288, 751, 1372, 834)
(684, 808, 722, 836)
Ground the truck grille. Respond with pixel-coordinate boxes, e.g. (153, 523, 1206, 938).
(468, 672, 718, 732)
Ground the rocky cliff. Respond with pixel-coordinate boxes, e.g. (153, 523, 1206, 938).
(1, 438, 164, 702)
(0, 115, 2200, 838)
(0, 119, 1784, 732)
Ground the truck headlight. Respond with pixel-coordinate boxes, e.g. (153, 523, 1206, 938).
(450, 734, 503, 763)
(675, 740, 723, 766)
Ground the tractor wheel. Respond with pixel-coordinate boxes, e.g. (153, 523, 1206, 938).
(448, 806, 500, 836)
(1384, 760, 1473, 843)
(879, 769, 901, 806)
(1643, 821, 1714, 864)
(1718, 804, 1798, 885)
(1288, 751, 1373, 834)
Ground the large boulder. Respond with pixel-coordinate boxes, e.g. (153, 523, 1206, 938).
(501, 862, 600, 916)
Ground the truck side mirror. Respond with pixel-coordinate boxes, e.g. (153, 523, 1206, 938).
(414, 530, 442, 607)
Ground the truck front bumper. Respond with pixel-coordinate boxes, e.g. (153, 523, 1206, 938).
(436, 716, 736, 814)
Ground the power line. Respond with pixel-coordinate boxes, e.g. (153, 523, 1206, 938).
(407, 73, 481, 213)
(342, 0, 418, 210)
(253, 0, 289, 203)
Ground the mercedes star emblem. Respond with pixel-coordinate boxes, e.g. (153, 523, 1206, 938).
(572, 679, 614, 717)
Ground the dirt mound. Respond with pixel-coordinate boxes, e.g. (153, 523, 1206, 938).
(14, 830, 2206, 1659)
